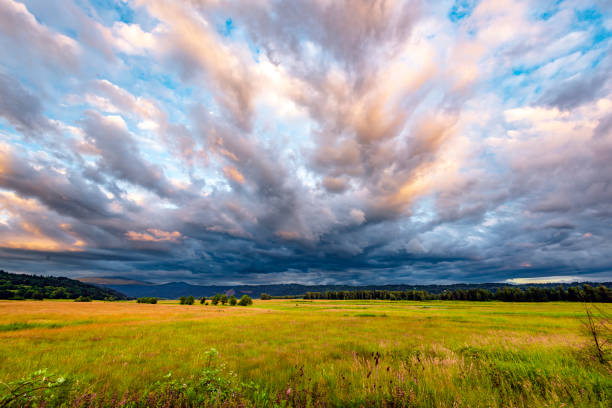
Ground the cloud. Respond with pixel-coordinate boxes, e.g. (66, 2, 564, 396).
(80, 110, 175, 198)
(0, 72, 55, 135)
(126, 228, 182, 242)
(0, 0, 80, 70)
(0, 0, 610, 284)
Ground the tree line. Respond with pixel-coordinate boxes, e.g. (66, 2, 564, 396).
(175, 294, 253, 306)
(0, 270, 127, 300)
(304, 284, 612, 302)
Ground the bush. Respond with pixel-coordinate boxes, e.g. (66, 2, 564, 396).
(211, 294, 220, 305)
(229, 295, 237, 306)
(238, 295, 253, 306)
(220, 294, 228, 305)
(0, 369, 69, 407)
(0, 352, 250, 407)
(200, 296, 206, 304)
(74, 296, 92, 302)
(260, 293, 272, 300)
(179, 296, 195, 305)
(137, 297, 158, 304)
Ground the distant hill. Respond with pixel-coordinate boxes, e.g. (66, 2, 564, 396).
(82, 277, 612, 299)
(78, 276, 153, 286)
(0, 270, 128, 300)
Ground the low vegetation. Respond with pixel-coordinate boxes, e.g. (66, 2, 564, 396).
(0, 299, 610, 407)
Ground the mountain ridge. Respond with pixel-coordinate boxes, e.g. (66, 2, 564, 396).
(84, 278, 612, 299)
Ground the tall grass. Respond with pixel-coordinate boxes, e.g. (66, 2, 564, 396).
(0, 300, 610, 407)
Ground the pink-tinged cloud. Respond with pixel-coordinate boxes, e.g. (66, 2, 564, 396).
(126, 229, 182, 242)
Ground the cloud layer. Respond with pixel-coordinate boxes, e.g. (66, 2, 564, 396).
(0, 0, 611, 284)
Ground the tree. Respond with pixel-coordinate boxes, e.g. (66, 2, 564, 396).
(260, 293, 272, 300)
(50, 287, 69, 299)
(137, 297, 157, 304)
(211, 294, 220, 305)
(220, 294, 228, 305)
(229, 295, 237, 306)
(186, 296, 195, 305)
(200, 296, 207, 304)
(238, 295, 253, 306)
(179, 296, 187, 305)
(31, 291, 44, 300)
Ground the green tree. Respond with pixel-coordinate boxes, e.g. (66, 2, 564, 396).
(200, 296, 206, 304)
(137, 297, 157, 304)
(229, 295, 237, 306)
(211, 294, 220, 305)
(31, 291, 44, 300)
(220, 294, 228, 305)
(238, 295, 253, 306)
(260, 293, 272, 300)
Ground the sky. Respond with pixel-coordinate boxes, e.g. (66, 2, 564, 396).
(0, 0, 611, 285)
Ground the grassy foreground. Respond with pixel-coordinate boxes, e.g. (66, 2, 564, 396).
(0, 299, 610, 407)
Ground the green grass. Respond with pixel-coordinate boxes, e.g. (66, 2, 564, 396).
(0, 300, 610, 407)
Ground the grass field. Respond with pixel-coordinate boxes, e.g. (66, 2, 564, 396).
(0, 299, 610, 407)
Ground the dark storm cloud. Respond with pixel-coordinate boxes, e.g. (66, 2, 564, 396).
(0, 146, 112, 220)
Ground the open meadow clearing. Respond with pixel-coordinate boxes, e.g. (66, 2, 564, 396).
(0, 299, 611, 407)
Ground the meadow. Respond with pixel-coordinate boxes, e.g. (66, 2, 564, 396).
(0, 299, 610, 407)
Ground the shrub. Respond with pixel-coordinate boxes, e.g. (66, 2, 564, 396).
(180, 296, 195, 305)
(220, 294, 228, 305)
(211, 294, 220, 305)
(0, 353, 250, 407)
(200, 296, 206, 304)
(229, 295, 237, 306)
(260, 293, 272, 300)
(74, 296, 92, 302)
(0, 369, 69, 407)
(238, 295, 253, 306)
(137, 297, 158, 304)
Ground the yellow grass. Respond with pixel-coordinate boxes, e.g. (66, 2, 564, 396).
(0, 299, 610, 407)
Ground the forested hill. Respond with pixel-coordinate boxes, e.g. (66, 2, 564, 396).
(86, 278, 612, 300)
(0, 270, 127, 300)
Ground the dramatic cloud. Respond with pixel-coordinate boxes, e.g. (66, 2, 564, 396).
(0, 0, 611, 284)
